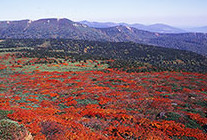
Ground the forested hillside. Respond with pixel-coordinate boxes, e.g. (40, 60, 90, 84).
(1, 39, 207, 73)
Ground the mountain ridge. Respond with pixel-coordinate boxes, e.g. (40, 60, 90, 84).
(0, 18, 207, 56)
(80, 21, 187, 33)
(80, 20, 207, 34)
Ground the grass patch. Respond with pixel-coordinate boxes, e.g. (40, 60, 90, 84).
(0, 110, 13, 120)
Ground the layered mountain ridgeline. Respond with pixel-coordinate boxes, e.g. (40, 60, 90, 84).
(81, 21, 207, 33)
(1, 39, 207, 73)
(80, 21, 186, 33)
(0, 18, 207, 56)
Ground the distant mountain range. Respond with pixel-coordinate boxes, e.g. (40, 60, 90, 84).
(80, 20, 207, 34)
(80, 21, 186, 33)
(183, 26, 207, 33)
(0, 18, 207, 56)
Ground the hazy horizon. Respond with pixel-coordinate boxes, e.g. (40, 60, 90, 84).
(1, 0, 207, 27)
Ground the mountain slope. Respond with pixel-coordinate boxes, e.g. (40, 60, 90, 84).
(0, 18, 110, 41)
(149, 33, 207, 56)
(1, 39, 206, 73)
(97, 25, 157, 43)
(80, 20, 118, 28)
(97, 26, 207, 56)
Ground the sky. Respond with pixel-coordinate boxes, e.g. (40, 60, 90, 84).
(0, 0, 206, 27)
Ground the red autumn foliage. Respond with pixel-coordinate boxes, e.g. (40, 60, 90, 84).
(0, 54, 206, 139)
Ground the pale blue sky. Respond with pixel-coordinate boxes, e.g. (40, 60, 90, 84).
(0, 0, 206, 27)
